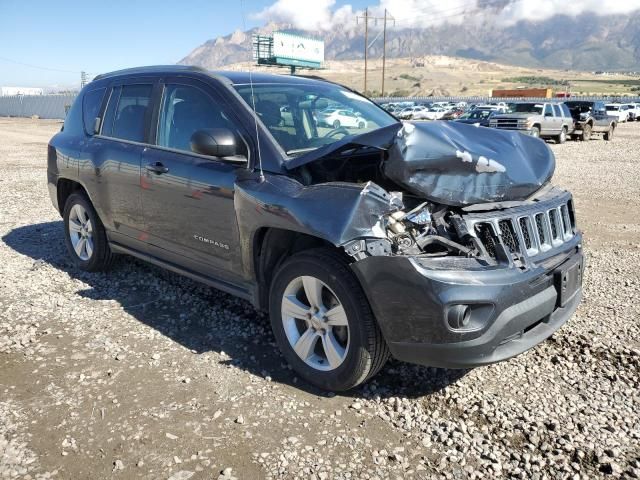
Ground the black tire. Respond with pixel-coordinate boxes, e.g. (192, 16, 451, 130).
(333, 120, 341, 129)
(530, 126, 541, 138)
(581, 123, 592, 141)
(63, 192, 114, 272)
(556, 127, 567, 144)
(604, 125, 615, 141)
(269, 248, 389, 391)
(358, 121, 365, 129)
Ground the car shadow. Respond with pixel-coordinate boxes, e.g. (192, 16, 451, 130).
(2, 221, 468, 399)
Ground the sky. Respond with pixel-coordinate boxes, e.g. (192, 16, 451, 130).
(0, 0, 366, 88)
(2, 0, 639, 88)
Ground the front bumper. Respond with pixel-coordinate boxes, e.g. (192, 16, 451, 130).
(351, 242, 583, 369)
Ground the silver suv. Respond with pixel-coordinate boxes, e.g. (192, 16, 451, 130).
(490, 102, 575, 143)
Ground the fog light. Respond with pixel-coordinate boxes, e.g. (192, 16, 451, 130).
(448, 304, 471, 330)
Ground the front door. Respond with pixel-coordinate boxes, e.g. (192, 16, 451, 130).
(140, 79, 246, 282)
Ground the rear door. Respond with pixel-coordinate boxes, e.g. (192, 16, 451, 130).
(552, 104, 563, 133)
(140, 77, 248, 282)
(82, 80, 156, 247)
(542, 104, 555, 135)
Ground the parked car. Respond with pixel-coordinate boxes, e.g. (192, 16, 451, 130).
(564, 101, 617, 141)
(621, 103, 639, 121)
(441, 109, 465, 121)
(489, 102, 574, 143)
(454, 109, 499, 127)
(317, 109, 367, 129)
(397, 106, 427, 120)
(48, 66, 583, 391)
(605, 104, 628, 123)
(413, 107, 447, 120)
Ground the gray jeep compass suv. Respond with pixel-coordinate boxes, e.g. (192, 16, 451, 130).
(47, 66, 584, 391)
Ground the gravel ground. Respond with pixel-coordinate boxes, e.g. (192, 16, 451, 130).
(0, 117, 638, 480)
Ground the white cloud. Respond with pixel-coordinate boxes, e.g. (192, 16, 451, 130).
(253, 0, 354, 31)
(253, 0, 640, 30)
(496, 0, 640, 24)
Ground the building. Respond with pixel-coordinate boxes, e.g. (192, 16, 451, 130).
(0, 86, 44, 96)
(492, 88, 553, 98)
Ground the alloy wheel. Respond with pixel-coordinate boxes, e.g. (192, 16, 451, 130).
(281, 276, 350, 371)
(68, 204, 94, 261)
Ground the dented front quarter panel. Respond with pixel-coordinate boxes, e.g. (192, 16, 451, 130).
(234, 172, 399, 277)
(384, 121, 556, 206)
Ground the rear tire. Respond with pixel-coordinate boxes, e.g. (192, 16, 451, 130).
(604, 125, 615, 141)
(269, 248, 389, 391)
(580, 123, 592, 141)
(556, 127, 567, 144)
(63, 192, 114, 272)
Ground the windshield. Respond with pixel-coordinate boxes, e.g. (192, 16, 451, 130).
(234, 82, 398, 156)
(461, 110, 492, 120)
(566, 102, 592, 114)
(507, 103, 544, 114)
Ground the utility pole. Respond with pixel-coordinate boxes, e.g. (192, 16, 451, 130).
(356, 8, 369, 93)
(357, 9, 394, 97)
(381, 10, 395, 97)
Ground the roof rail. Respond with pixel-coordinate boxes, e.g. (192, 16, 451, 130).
(93, 65, 208, 81)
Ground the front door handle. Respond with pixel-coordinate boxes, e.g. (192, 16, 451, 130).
(145, 162, 169, 174)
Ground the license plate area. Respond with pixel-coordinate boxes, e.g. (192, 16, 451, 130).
(554, 255, 583, 307)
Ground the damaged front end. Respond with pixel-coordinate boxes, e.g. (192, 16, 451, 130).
(270, 120, 583, 368)
(284, 121, 564, 267)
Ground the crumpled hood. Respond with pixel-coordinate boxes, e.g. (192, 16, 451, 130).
(383, 121, 555, 206)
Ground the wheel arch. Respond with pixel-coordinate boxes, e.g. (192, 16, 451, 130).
(56, 178, 89, 215)
(252, 227, 349, 310)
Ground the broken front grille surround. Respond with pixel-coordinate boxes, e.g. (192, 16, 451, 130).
(468, 195, 577, 261)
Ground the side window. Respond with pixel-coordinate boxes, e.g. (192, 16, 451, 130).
(544, 104, 553, 117)
(560, 104, 571, 118)
(157, 84, 235, 153)
(552, 105, 561, 117)
(82, 88, 106, 135)
(102, 84, 153, 142)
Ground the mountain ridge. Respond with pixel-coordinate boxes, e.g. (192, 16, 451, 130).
(179, 13, 640, 72)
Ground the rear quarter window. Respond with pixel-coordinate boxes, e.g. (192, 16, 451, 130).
(82, 88, 106, 135)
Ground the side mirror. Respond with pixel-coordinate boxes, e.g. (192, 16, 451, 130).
(190, 128, 239, 158)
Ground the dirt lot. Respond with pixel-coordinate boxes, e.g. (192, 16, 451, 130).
(0, 117, 639, 480)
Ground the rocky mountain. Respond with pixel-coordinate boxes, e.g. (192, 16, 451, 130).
(179, 13, 640, 72)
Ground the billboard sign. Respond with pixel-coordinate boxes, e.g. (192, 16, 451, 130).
(272, 32, 324, 66)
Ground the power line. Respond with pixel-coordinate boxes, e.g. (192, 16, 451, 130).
(0, 55, 80, 74)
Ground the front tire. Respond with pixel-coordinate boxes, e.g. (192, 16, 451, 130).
(530, 126, 541, 138)
(333, 120, 341, 129)
(269, 248, 389, 391)
(63, 192, 114, 272)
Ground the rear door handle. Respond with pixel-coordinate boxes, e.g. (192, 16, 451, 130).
(145, 162, 169, 174)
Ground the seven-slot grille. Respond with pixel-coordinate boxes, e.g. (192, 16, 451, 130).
(471, 199, 576, 260)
